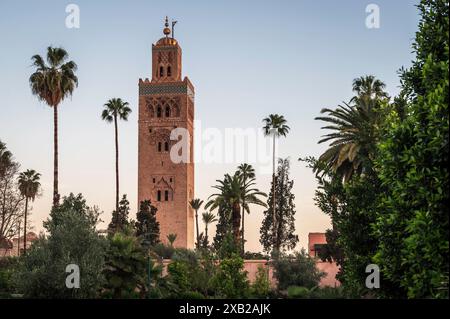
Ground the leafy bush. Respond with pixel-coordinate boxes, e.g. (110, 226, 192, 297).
(103, 230, 147, 298)
(250, 265, 271, 298)
(0, 257, 18, 297)
(151, 242, 175, 259)
(287, 286, 310, 299)
(272, 249, 325, 290)
(309, 286, 346, 299)
(211, 254, 250, 298)
(14, 194, 106, 298)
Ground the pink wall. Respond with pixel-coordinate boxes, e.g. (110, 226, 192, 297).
(160, 257, 339, 288)
(308, 232, 340, 287)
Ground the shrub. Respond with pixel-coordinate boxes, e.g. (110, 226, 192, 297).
(14, 194, 106, 298)
(251, 265, 271, 298)
(152, 242, 175, 259)
(103, 230, 147, 298)
(287, 286, 311, 299)
(0, 257, 18, 297)
(211, 254, 250, 298)
(309, 286, 346, 299)
(272, 249, 325, 290)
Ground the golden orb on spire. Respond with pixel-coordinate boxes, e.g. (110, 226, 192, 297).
(163, 16, 171, 36)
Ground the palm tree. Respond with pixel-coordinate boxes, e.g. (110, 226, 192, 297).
(262, 114, 290, 251)
(18, 169, 41, 254)
(189, 198, 204, 248)
(167, 233, 177, 247)
(29, 47, 78, 206)
(236, 163, 267, 252)
(101, 98, 132, 213)
(351, 75, 388, 104)
(315, 76, 388, 182)
(201, 212, 217, 247)
(206, 173, 243, 245)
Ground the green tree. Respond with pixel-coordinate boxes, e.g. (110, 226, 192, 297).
(373, 0, 449, 298)
(135, 199, 160, 248)
(17, 169, 41, 254)
(314, 75, 388, 182)
(236, 163, 267, 253)
(15, 194, 106, 298)
(189, 198, 203, 249)
(236, 163, 254, 252)
(0, 140, 12, 178)
(211, 254, 250, 298)
(101, 98, 132, 213)
(262, 114, 290, 251)
(201, 212, 217, 248)
(301, 156, 380, 297)
(260, 158, 298, 253)
(0, 142, 24, 241)
(212, 204, 232, 252)
(29, 47, 78, 206)
(272, 249, 325, 291)
(206, 173, 243, 246)
(103, 230, 147, 298)
(108, 194, 130, 233)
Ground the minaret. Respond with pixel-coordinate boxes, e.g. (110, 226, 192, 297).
(138, 17, 195, 248)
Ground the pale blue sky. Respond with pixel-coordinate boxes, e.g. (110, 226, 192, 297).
(0, 0, 419, 251)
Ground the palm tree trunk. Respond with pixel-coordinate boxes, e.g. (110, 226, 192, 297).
(272, 135, 277, 252)
(195, 210, 199, 248)
(23, 197, 28, 254)
(114, 116, 119, 214)
(232, 202, 241, 246)
(53, 105, 59, 206)
(241, 206, 245, 254)
(205, 225, 208, 247)
(241, 172, 246, 254)
(17, 220, 21, 256)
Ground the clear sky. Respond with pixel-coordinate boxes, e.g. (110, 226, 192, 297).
(0, 0, 419, 252)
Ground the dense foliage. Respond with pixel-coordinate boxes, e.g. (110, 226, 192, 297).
(272, 249, 325, 291)
(260, 158, 298, 253)
(14, 194, 106, 298)
(373, 0, 449, 298)
(307, 0, 449, 299)
(135, 200, 160, 249)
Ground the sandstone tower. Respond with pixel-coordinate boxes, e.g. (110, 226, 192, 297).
(138, 17, 194, 248)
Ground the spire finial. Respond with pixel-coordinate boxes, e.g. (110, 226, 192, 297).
(163, 16, 171, 37)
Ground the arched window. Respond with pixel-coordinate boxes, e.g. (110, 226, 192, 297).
(159, 66, 164, 77)
(157, 190, 161, 202)
(164, 142, 169, 152)
(158, 142, 162, 152)
(164, 190, 169, 201)
(167, 66, 172, 77)
(157, 106, 162, 118)
(165, 106, 171, 117)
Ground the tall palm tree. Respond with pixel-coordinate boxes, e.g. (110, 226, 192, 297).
(29, 47, 78, 206)
(315, 76, 388, 182)
(17, 169, 41, 254)
(101, 98, 132, 213)
(262, 114, 290, 252)
(201, 211, 217, 247)
(189, 198, 204, 248)
(206, 173, 243, 245)
(236, 164, 267, 252)
(236, 163, 254, 252)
